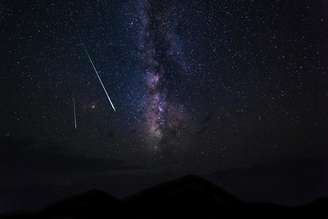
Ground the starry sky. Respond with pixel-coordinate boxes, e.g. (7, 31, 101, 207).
(1, 0, 328, 190)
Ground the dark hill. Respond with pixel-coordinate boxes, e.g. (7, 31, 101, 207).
(125, 175, 242, 218)
(1, 175, 327, 219)
(207, 157, 328, 205)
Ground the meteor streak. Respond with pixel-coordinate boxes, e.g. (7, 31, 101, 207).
(72, 96, 77, 129)
(83, 46, 117, 112)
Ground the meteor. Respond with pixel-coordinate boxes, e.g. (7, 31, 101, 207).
(72, 96, 77, 129)
(83, 45, 117, 112)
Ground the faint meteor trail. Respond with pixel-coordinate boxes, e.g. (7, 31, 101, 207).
(72, 96, 77, 129)
(82, 45, 117, 112)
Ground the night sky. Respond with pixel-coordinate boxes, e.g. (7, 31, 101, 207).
(1, 0, 328, 210)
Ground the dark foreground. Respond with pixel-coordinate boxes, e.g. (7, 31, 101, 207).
(1, 175, 327, 219)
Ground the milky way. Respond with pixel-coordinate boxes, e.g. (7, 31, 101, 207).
(136, 0, 188, 152)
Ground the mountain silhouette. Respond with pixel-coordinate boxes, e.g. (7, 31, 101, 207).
(207, 157, 328, 205)
(125, 175, 242, 218)
(1, 175, 327, 219)
(38, 190, 121, 219)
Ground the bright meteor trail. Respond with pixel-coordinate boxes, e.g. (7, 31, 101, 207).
(83, 46, 117, 112)
(72, 96, 77, 129)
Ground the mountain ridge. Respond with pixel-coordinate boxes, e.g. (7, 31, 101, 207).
(1, 175, 327, 219)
